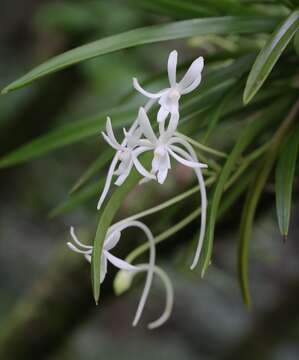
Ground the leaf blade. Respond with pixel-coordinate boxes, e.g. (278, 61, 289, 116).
(2, 17, 278, 93)
(275, 126, 299, 237)
(200, 96, 293, 277)
(0, 108, 134, 168)
(238, 99, 299, 307)
(243, 10, 299, 104)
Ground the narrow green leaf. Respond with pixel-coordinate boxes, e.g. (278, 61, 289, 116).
(2, 17, 278, 93)
(243, 10, 299, 104)
(200, 96, 293, 277)
(0, 57, 246, 168)
(275, 126, 299, 237)
(238, 155, 277, 307)
(238, 99, 299, 307)
(0, 108, 134, 168)
(70, 149, 113, 194)
(0, 55, 280, 169)
(91, 156, 150, 303)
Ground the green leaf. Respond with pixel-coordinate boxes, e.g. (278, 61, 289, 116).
(275, 126, 299, 237)
(238, 99, 299, 307)
(0, 108, 134, 168)
(2, 17, 278, 93)
(0, 54, 283, 170)
(0, 56, 248, 168)
(70, 149, 113, 194)
(243, 10, 299, 104)
(238, 155, 276, 307)
(91, 156, 150, 303)
(200, 96, 293, 277)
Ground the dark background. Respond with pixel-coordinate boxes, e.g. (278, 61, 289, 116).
(0, 1, 299, 359)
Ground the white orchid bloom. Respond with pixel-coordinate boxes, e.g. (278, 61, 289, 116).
(137, 107, 207, 184)
(136, 107, 207, 269)
(133, 50, 204, 123)
(68, 226, 137, 283)
(114, 264, 174, 329)
(67, 219, 156, 327)
(97, 116, 155, 210)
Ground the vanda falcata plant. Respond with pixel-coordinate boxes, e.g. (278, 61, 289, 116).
(71, 51, 208, 327)
(1, 1, 299, 330)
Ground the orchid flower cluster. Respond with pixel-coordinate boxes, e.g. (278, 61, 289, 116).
(68, 50, 207, 329)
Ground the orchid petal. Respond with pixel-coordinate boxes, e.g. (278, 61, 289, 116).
(179, 57, 204, 94)
(139, 176, 154, 185)
(105, 251, 138, 272)
(104, 230, 121, 251)
(180, 74, 202, 95)
(169, 136, 208, 168)
(157, 106, 169, 123)
(151, 156, 160, 172)
(114, 163, 132, 186)
(190, 167, 207, 270)
(97, 155, 119, 210)
(167, 50, 178, 87)
(132, 154, 156, 179)
(138, 107, 157, 144)
(127, 221, 155, 327)
(70, 226, 92, 250)
(114, 157, 133, 186)
(147, 266, 174, 329)
(162, 111, 179, 142)
(157, 168, 168, 184)
(106, 117, 121, 148)
(67, 242, 92, 255)
(125, 263, 174, 330)
(133, 78, 165, 99)
(102, 131, 120, 151)
(168, 146, 207, 269)
(168, 147, 206, 168)
(124, 128, 141, 148)
(85, 254, 91, 262)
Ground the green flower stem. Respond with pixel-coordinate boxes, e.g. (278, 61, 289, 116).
(117, 176, 216, 226)
(225, 142, 271, 190)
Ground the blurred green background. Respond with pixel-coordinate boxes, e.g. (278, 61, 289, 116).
(1, 1, 299, 359)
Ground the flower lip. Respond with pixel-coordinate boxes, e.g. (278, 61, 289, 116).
(118, 149, 131, 162)
(168, 88, 180, 101)
(154, 144, 167, 158)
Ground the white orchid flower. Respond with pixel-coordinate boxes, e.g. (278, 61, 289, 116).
(133, 50, 204, 123)
(136, 107, 207, 269)
(97, 116, 155, 210)
(137, 107, 207, 184)
(67, 219, 156, 327)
